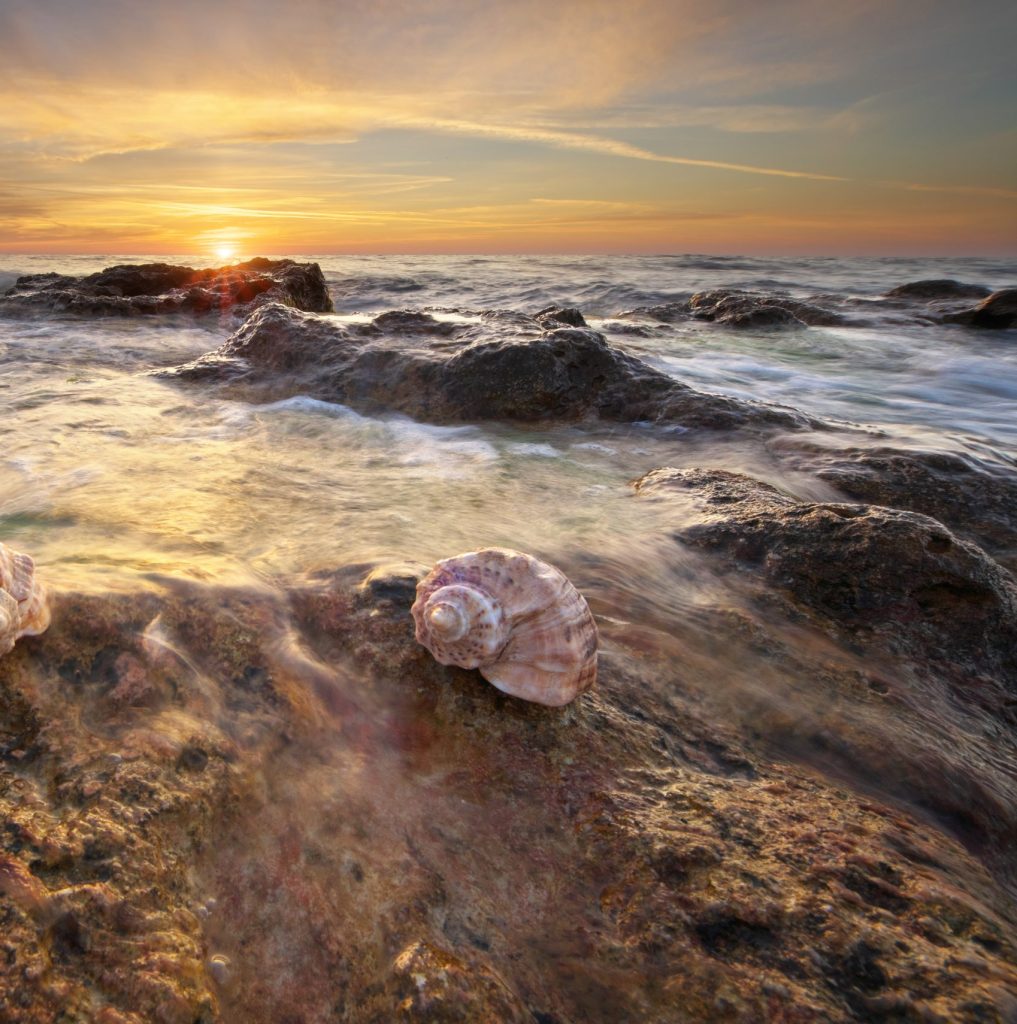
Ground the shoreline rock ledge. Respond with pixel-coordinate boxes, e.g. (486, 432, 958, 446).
(0, 258, 333, 318)
(2, 573, 1017, 1022)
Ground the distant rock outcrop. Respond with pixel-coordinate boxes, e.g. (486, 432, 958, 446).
(0, 258, 333, 318)
(885, 279, 992, 301)
(687, 289, 845, 327)
(619, 289, 846, 328)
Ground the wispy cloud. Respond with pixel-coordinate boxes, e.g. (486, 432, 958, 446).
(389, 115, 849, 181)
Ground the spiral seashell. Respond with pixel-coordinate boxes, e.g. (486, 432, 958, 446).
(0, 543, 51, 656)
(411, 548, 598, 706)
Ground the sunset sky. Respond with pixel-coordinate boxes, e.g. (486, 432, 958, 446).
(1, 0, 1014, 256)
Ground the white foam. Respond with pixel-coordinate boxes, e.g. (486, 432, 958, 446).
(507, 442, 560, 458)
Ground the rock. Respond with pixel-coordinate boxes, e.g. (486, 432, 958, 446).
(2, 570, 1016, 1021)
(885, 280, 992, 301)
(534, 305, 588, 328)
(0, 258, 333, 318)
(770, 439, 1017, 572)
(636, 467, 1017, 688)
(633, 466, 1017, 886)
(687, 289, 845, 327)
(370, 310, 458, 336)
(618, 301, 691, 323)
(161, 302, 815, 432)
(944, 289, 1017, 329)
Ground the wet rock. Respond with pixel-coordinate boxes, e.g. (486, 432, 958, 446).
(0, 258, 333, 318)
(944, 288, 1017, 329)
(161, 302, 815, 432)
(771, 439, 1017, 571)
(688, 289, 846, 327)
(597, 319, 673, 338)
(617, 301, 691, 323)
(3, 571, 1017, 1022)
(358, 561, 429, 609)
(636, 467, 1017, 689)
(371, 310, 458, 336)
(634, 466, 1017, 885)
(534, 305, 588, 329)
(885, 280, 992, 301)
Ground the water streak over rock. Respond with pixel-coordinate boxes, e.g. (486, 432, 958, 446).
(634, 466, 1017, 884)
(770, 438, 1017, 572)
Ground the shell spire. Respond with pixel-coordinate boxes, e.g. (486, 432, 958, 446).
(411, 548, 597, 707)
(0, 543, 51, 656)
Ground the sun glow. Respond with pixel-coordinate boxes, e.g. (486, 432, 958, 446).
(213, 244, 237, 262)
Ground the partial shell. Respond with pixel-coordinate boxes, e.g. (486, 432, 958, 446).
(411, 548, 598, 707)
(0, 543, 51, 656)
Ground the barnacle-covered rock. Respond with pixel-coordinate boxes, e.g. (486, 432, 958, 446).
(0, 542, 50, 655)
(411, 548, 598, 706)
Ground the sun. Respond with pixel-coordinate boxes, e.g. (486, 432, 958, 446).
(213, 244, 237, 262)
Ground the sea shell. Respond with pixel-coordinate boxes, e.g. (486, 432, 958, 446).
(0, 543, 51, 656)
(411, 548, 598, 706)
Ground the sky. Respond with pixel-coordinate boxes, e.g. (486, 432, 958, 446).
(0, 0, 1014, 256)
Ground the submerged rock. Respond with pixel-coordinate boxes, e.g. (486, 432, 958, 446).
(0, 258, 333, 318)
(2, 569, 1016, 1022)
(944, 288, 1017, 329)
(161, 301, 815, 431)
(622, 290, 846, 328)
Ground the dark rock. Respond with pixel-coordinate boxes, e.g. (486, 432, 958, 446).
(633, 466, 1017, 887)
(636, 467, 1017, 689)
(370, 310, 458, 335)
(357, 561, 429, 608)
(619, 301, 691, 323)
(719, 304, 805, 329)
(771, 439, 1017, 571)
(161, 302, 815, 432)
(885, 280, 992, 301)
(687, 289, 845, 327)
(534, 305, 588, 329)
(944, 288, 1017, 329)
(0, 258, 333, 318)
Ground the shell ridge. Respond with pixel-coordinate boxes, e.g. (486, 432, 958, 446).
(411, 548, 597, 706)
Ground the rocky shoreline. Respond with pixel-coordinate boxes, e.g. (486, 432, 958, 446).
(2, 261, 1016, 1022)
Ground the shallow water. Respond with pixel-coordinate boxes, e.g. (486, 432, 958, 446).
(2, 253, 1015, 593)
